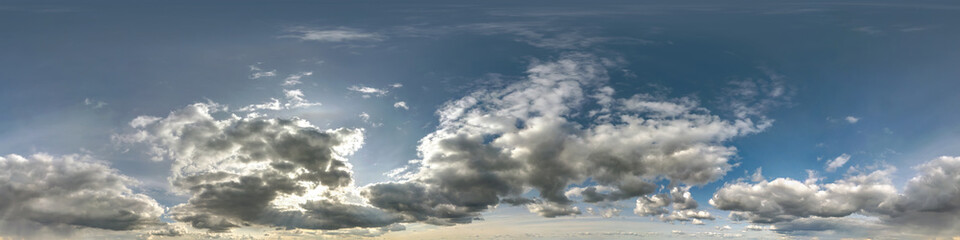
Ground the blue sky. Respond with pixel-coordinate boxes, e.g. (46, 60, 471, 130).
(2, 1, 960, 239)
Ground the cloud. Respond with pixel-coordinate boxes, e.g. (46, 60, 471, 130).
(347, 85, 389, 98)
(248, 65, 276, 79)
(770, 217, 886, 236)
(826, 153, 851, 172)
(885, 156, 960, 234)
(711, 156, 960, 237)
(854, 26, 883, 35)
(0, 154, 163, 236)
(119, 102, 400, 232)
(238, 89, 321, 112)
(282, 72, 313, 86)
(148, 226, 187, 237)
(750, 167, 764, 182)
(363, 53, 777, 225)
(634, 187, 713, 223)
(83, 98, 107, 109)
(711, 168, 897, 223)
(390, 83, 403, 88)
(281, 89, 321, 109)
(845, 116, 860, 124)
(393, 101, 409, 110)
(359, 112, 382, 127)
(284, 28, 383, 42)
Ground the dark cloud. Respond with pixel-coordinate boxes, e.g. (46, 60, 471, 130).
(0, 154, 163, 235)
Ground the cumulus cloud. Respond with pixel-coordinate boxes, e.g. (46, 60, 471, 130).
(393, 101, 409, 110)
(0, 154, 163, 236)
(284, 28, 383, 42)
(119, 102, 400, 232)
(362, 53, 777, 225)
(712, 156, 960, 237)
(711, 168, 897, 223)
(825, 153, 851, 172)
(634, 187, 713, 223)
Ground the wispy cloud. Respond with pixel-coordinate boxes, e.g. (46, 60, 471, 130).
(238, 89, 320, 112)
(83, 98, 107, 109)
(249, 64, 276, 79)
(347, 85, 389, 97)
(283, 71, 313, 86)
(825, 153, 851, 172)
(283, 27, 384, 42)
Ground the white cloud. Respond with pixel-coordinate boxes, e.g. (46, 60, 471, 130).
(750, 167, 764, 182)
(347, 85, 389, 97)
(282, 89, 322, 109)
(239, 89, 321, 112)
(393, 101, 409, 110)
(249, 64, 277, 79)
(358, 112, 381, 127)
(283, 71, 313, 86)
(826, 153, 851, 172)
(390, 83, 403, 88)
(285, 28, 383, 42)
(239, 98, 283, 111)
(845, 116, 860, 124)
(83, 98, 107, 109)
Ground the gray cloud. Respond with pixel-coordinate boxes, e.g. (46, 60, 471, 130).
(120, 102, 399, 232)
(364, 53, 775, 224)
(0, 154, 163, 236)
(711, 168, 898, 223)
(711, 156, 960, 237)
(283, 27, 384, 42)
(634, 187, 714, 223)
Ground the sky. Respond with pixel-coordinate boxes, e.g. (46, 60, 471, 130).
(2, 1, 960, 239)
